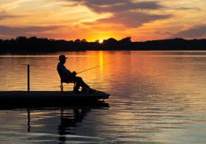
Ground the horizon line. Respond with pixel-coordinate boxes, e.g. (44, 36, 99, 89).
(1, 36, 205, 43)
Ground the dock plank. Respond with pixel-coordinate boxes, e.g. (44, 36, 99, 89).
(0, 91, 110, 108)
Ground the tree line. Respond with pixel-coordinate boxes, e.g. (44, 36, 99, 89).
(0, 36, 206, 54)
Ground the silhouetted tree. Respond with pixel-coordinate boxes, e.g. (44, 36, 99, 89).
(0, 36, 206, 54)
(119, 37, 131, 43)
(74, 39, 81, 43)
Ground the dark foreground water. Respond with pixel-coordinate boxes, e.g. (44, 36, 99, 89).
(0, 51, 206, 143)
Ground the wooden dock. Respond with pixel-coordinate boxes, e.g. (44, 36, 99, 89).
(0, 91, 110, 108)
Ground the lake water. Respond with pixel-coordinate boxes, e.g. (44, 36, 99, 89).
(0, 51, 206, 143)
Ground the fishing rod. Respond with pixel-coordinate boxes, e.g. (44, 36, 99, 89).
(77, 62, 112, 74)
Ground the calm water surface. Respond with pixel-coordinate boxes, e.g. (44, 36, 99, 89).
(0, 51, 206, 143)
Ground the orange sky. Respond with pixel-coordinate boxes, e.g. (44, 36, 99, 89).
(0, 0, 206, 41)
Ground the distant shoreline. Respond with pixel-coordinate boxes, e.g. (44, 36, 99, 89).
(1, 36, 206, 54)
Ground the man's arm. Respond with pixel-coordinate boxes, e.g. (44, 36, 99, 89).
(58, 63, 72, 76)
(62, 66, 72, 76)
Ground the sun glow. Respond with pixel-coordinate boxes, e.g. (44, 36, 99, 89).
(99, 39, 104, 44)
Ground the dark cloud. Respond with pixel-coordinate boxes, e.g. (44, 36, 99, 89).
(0, 25, 61, 37)
(97, 11, 170, 28)
(174, 7, 201, 11)
(0, 12, 18, 21)
(135, 1, 164, 10)
(70, 0, 164, 13)
(172, 26, 206, 38)
(66, 0, 170, 28)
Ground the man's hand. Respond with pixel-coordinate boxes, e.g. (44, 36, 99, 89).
(70, 71, 77, 78)
(72, 71, 77, 75)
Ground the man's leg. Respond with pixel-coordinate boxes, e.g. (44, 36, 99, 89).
(73, 77, 90, 92)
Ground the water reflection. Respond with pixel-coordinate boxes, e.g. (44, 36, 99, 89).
(0, 51, 206, 143)
(5, 103, 109, 144)
(58, 107, 91, 142)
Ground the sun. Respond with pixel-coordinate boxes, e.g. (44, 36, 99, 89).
(99, 39, 104, 44)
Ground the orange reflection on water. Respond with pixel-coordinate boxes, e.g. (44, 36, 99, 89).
(1, 52, 206, 143)
(99, 51, 103, 72)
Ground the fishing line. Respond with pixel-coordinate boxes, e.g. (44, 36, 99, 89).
(77, 62, 112, 74)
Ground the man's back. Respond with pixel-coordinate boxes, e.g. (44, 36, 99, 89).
(57, 62, 72, 82)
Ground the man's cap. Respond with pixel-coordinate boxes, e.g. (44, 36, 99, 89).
(59, 55, 67, 60)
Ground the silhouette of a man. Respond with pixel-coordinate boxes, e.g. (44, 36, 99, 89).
(57, 55, 93, 93)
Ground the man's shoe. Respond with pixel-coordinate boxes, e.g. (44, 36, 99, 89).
(81, 88, 96, 94)
(88, 88, 97, 94)
(73, 90, 81, 94)
(81, 88, 89, 94)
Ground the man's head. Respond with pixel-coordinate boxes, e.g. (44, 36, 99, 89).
(59, 55, 67, 64)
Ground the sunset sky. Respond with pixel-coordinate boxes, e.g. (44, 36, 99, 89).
(0, 0, 206, 41)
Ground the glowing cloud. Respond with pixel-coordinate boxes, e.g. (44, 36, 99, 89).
(0, 0, 205, 41)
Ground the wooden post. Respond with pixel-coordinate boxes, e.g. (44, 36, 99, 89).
(27, 107, 31, 132)
(27, 65, 30, 92)
(27, 65, 31, 132)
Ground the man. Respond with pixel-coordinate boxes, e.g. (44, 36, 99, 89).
(57, 55, 94, 93)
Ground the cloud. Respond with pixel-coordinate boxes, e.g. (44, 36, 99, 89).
(135, 1, 164, 10)
(172, 25, 206, 38)
(71, 0, 164, 13)
(97, 11, 170, 28)
(0, 11, 18, 21)
(0, 25, 61, 37)
(69, 0, 164, 13)
(65, 0, 170, 28)
(174, 7, 201, 11)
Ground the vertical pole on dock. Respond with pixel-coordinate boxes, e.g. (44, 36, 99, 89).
(27, 65, 31, 132)
(27, 108, 31, 132)
(27, 65, 30, 93)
